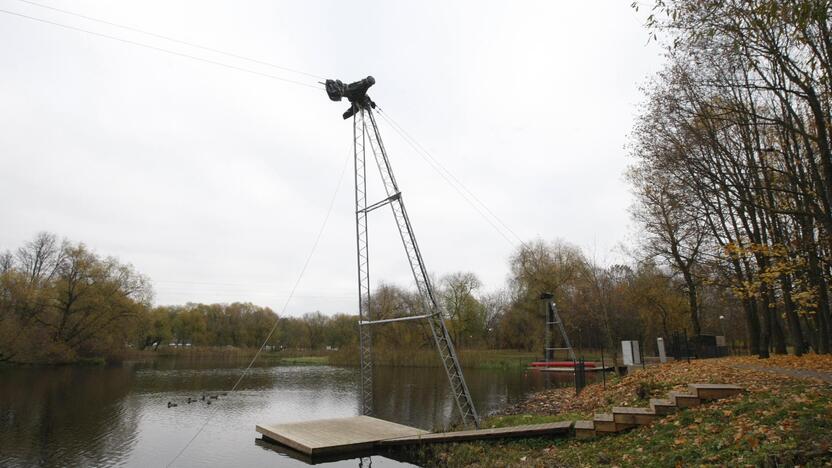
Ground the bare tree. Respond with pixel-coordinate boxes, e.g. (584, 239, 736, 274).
(629, 166, 707, 335)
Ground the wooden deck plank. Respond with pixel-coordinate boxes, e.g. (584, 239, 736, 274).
(668, 391, 701, 408)
(611, 407, 656, 414)
(612, 407, 658, 425)
(574, 420, 596, 439)
(574, 420, 594, 430)
(379, 421, 573, 446)
(650, 398, 677, 415)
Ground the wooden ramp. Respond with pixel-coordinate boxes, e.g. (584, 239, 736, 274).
(256, 416, 573, 459)
(379, 421, 573, 446)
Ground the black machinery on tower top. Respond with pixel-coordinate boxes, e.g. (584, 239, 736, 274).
(325, 76, 376, 119)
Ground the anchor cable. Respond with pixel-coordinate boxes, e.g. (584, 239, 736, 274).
(1, 3, 527, 250)
(11, 0, 326, 80)
(0, 8, 324, 90)
(377, 109, 527, 248)
(165, 150, 352, 467)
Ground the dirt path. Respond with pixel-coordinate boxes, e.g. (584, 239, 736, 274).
(731, 363, 832, 384)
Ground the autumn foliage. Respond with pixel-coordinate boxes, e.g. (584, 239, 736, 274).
(628, 0, 832, 357)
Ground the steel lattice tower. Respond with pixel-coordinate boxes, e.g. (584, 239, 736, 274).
(326, 76, 479, 429)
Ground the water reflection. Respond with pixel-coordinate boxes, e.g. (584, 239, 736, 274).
(0, 360, 584, 467)
(371, 367, 577, 431)
(0, 366, 138, 467)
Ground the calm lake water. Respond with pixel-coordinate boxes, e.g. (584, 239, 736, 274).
(0, 359, 582, 467)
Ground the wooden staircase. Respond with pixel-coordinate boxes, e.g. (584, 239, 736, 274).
(574, 383, 744, 439)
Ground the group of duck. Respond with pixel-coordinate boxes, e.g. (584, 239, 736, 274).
(167, 392, 228, 408)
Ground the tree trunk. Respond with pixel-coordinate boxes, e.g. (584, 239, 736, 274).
(681, 269, 701, 336)
(780, 275, 805, 355)
(771, 306, 788, 355)
(757, 295, 771, 359)
(805, 231, 832, 353)
(742, 296, 761, 356)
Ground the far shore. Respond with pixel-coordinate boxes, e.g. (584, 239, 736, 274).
(2, 347, 559, 370)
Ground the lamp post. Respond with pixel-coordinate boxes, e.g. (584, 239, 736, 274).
(719, 315, 726, 337)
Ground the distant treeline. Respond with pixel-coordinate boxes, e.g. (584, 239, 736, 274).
(2, 231, 748, 364)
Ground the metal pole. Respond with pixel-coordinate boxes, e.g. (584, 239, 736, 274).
(574, 358, 586, 395)
(543, 296, 552, 362)
(601, 346, 606, 388)
(684, 328, 691, 364)
(354, 110, 373, 416)
(640, 341, 645, 369)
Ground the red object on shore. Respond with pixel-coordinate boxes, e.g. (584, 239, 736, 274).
(529, 361, 597, 368)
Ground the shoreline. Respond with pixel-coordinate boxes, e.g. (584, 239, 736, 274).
(2, 347, 545, 370)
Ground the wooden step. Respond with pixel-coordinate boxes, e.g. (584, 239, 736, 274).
(593, 413, 634, 433)
(592, 414, 616, 433)
(649, 398, 677, 416)
(689, 383, 745, 400)
(668, 391, 701, 408)
(574, 420, 595, 439)
(612, 406, 658, 425)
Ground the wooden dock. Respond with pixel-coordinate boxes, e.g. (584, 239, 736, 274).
(256, 416, 573, 459)
(256, 416, 427, 457)
(258, 383, 745, 461)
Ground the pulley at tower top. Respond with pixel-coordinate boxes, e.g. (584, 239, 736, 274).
(325, 76, 377, 119)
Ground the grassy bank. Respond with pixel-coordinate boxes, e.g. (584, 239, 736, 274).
(119, 347, 541, 368)
(421, 356, 832, 466)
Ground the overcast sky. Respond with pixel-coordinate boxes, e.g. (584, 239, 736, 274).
(0, 1, 663, 315)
